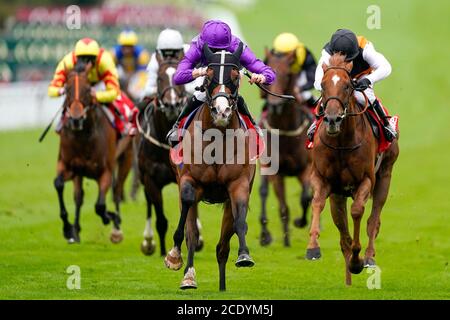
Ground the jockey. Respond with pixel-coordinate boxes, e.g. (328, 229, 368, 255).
(112, 29, 150, 77)
(308, 29, 397, 142)
(166, 19, 276, 147)
(272, 32, 318, 109)
(139, 28, 201, 106)
(48, 37, 138, 137)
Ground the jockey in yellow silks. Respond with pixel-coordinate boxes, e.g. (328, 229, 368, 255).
(48, 37, 137, 136)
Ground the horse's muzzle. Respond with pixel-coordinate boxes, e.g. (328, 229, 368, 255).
(324, 115, 343, 136)
(69, 117, 85, 131)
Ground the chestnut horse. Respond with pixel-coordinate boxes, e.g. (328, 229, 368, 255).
(306, 54, 399, 285)
(258, 48, 312, 247)
(164, 43, 256, 291)
(137, 57, 205, 256)
(54, 62, 132, 244)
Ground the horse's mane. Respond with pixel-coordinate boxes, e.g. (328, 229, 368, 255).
(328, 53, 347, 68)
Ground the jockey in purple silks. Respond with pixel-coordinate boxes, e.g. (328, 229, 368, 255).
(166, 20, 276, 147)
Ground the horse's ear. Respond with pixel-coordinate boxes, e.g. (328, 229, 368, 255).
(345, 60, 353, 73)
(322, 62, 328, 72)
(203, 43, 215, 62)
(287, 50, 296, 64)
(233, 41, 244, 60)
(264, 46, 270, 58)
(156, 52, 163, 65)
(85, 60, 93, 73)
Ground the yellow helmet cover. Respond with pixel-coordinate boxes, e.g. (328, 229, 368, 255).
(74, 38, 100, 56)
(273, 32, 306, 74)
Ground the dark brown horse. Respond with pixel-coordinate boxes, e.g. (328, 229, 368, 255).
(259, 48, 312, 247)
(138, 56, 205, 256)
(54, 62, 131, 243)
(164, 43, 256, 291)
(306, 53, 399, 285)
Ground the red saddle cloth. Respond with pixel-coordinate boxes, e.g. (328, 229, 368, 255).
(170, 111, 265, 166)
(107, 92, 138, 136)
(306, 103, 398, 154)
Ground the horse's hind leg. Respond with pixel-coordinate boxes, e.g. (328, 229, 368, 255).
(349, 177, 372, 274)
(96, 170, 123, 243)
(272, 175, 290, 247)
(365, 164, 395, 267)
(54, 169, 74, 243)
(216, 201, 234, 291)
(330, 194, 352, 285)
(259, 174, 272, 246)
(294, 167, 312, 229)
(72, 175, 84, 243)
(180, 204, 199, 290)
(129, 135, 141, 201)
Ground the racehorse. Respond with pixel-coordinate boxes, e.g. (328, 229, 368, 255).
(306, 53, 399, 285)
(54, 61, 132, 244)
(258, 48, 312, 247)
(137, 56, 204, 256)
(164, 43, 256, 291)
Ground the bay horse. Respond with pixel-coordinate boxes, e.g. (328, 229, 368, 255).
(164, 43, 256, 291)
(137, 56, 204, 256)
(259, 48, 312, 247)
(54, 61, 132, 244)
(306, 53, 399, 285)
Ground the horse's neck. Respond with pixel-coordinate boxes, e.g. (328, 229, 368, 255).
(268, 101, 302, 128)
(153, 108, 172, 138)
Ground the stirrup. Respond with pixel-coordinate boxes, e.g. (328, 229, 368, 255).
(166, 127, 179, 148)
(384, 125, 397, 142)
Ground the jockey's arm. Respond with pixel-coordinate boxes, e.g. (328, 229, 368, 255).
(314, 49, 331, 91)
(298, 49, 317, 92)
(48, 53, 73, 97)
(137, 49, 150, 71)
(362, 42, 392, 84)
(240, 44, 275, 85)
(142, 53, 159, 97)
(96, 51, 120, 103)
(173, 41, 202, 85)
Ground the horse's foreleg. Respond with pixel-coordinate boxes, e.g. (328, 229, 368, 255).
(72, 175, 84, 243)
(330, 194, 352, 285)
(295, 166, 312, 229)
(216, 201, 234, 291)
(180, 204, 199, 290)
(349, 177, 372, 274)
(153, 187, 168, 256)
(114, 143, 133, 210)
(272, 175, 290, 247)
(306, 172, 329, 260)
(259, 174, 272, 246)
(54, 168, 74, 243)
(129, 136, 141, 201)
(140, 182, 156, 256)
(165, 178, 197, 271)
(365, 169, 392, 267)
(229, 179, 254, 268)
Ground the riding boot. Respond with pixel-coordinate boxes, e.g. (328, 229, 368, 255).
(371, 99, 397, 142)
(237, 96, 262, 136)
(306, 103, 324, 142)
(166, 96, 204, 147)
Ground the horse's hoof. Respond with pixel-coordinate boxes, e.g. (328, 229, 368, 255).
(259, 231, 272, 246)
(110, 229, 123, 244)
(180, 268, 197, 289)
(235, 253, 255, 268)
(306, 247, 321, 260)
(364, 257, 376, 268)
(294, 217, 308, 228)
(195, 236, 204, 252)
(349, 259, 365, 274)
(67, 238, 76, 244)
(164, 248, 183, 271)
(140, 238, 156, 256)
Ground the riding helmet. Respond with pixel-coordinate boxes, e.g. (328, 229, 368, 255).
(328, 29, 359, 61)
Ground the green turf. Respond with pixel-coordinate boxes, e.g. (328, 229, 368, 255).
(0, 0, 449, 299)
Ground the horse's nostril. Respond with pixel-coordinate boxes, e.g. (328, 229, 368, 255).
(336, 116, 343, 122)
(324, 117, 329, 123)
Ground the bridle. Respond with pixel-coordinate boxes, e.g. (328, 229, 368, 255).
(204, 61, 240, 110)
(318, 66, 371, 151)
(156, 59, 186, 112)
(319, 66, 369, 119)
(67, 73, 91, 122)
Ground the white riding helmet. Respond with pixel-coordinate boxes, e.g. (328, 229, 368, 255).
(156, 28, 184, 51)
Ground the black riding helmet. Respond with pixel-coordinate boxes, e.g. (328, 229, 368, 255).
(327, 29, 359, 61)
